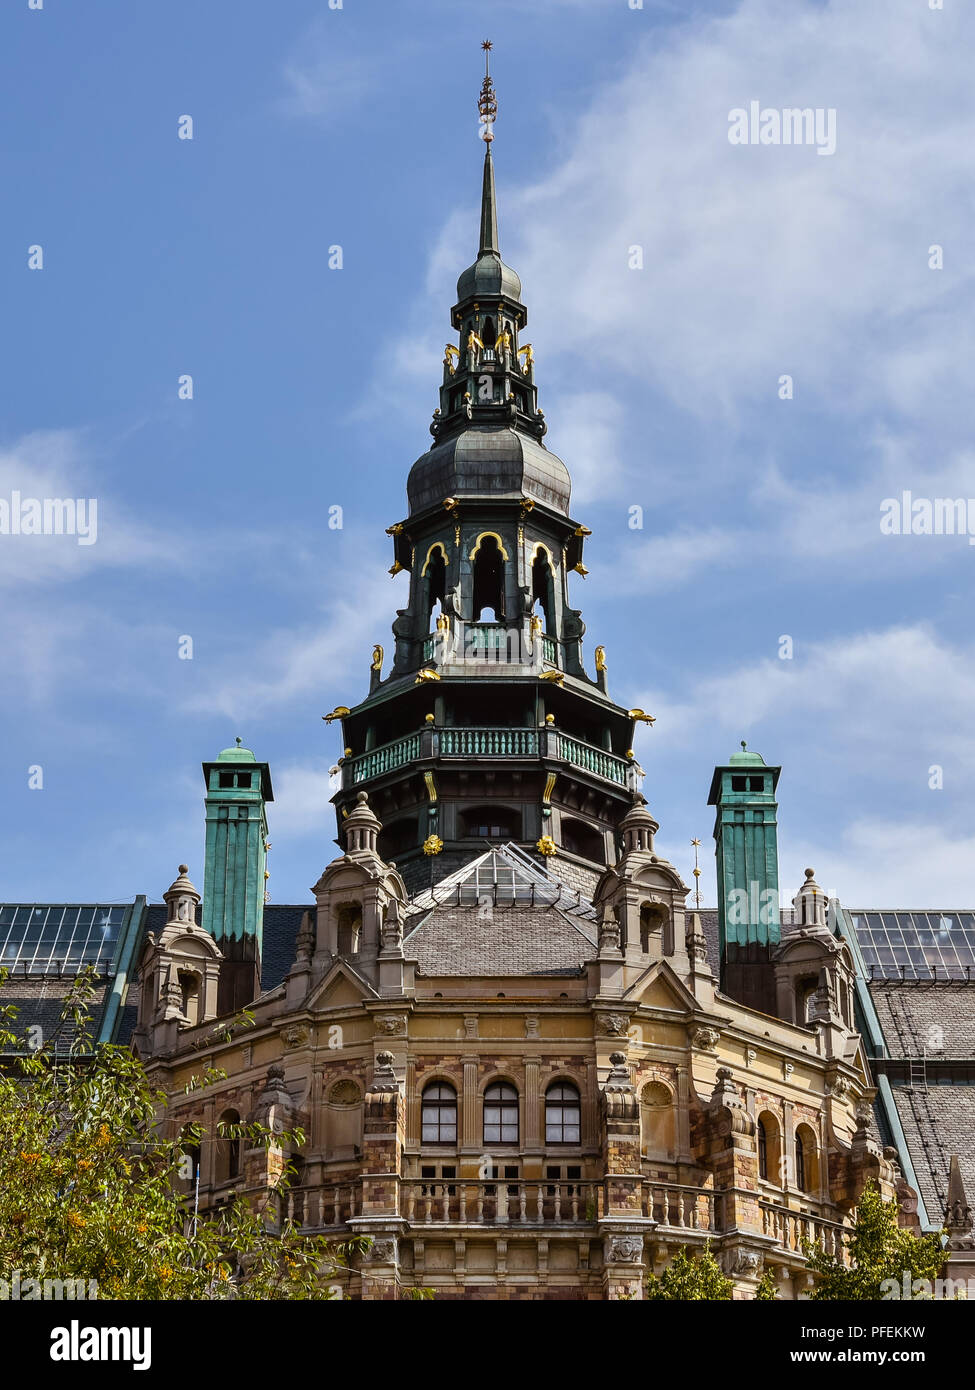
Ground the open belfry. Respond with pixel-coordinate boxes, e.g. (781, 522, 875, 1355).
(111, 50, 967, 1299)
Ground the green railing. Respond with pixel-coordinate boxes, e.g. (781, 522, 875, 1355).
(421, 627, 559, 666)
(347, 726, 628, 787)
(351, 731, 422, 784)
(554, 733, 628, 786)
(439, 727, 539, 757)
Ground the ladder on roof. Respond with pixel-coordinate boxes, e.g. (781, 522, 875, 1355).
(908, 1047, 927, 1092)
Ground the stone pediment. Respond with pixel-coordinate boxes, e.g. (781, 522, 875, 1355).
(305, 958, 380, 1011)
(623, 958, 698, 1013)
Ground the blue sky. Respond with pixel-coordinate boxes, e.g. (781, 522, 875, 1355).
(2, 0, 973, 910)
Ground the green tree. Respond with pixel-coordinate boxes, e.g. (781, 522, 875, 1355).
(645, 1242, 734, 1300)
(804, 1180, 946, 1300)
(754, 1267, 778, 1300)
(0, 968, 367, 1299)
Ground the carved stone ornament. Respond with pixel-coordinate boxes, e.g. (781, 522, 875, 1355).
(464, 1015, 479, 1040)
(692, 1026, 720, 1051)
(605, 1234, 644, 1264)
(525, 1016, 540, 1040)
(370, 1237, 398, 1264)
(375, 1015, 406, 1036)
(603, 1052, 633, 1093)
(370, 1050, 400, 1093)
(281, 1024, 310, 1049)
(600, 1014, 629, 1037)
(729, 1248, 762, 1276)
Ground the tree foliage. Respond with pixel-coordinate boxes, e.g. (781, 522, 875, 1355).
(0, 968, 365, 1299)
(645, 1242, 734, 1300)
(804, 1179, 946, 1300)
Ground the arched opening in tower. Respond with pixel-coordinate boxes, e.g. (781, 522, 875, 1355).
(531, 551, 556, 635)
(424, 546, 447, 631)
(473, 535, 505, 621)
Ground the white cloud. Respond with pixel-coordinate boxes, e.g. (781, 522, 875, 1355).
(185, 565, 402, 719)
(267, 760, 339, 838)
(783, 819, 975, 908)
(645, 623, 975, 779)
(0, 430, 168, 587)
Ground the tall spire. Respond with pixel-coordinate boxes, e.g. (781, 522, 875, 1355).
(478, 41, 499, 256)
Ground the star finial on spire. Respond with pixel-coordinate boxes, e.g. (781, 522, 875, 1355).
(478, 41, 497, 142)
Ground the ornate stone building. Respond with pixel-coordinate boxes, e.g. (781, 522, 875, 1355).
(7, 58, 970, 1301)
(121, 63, 926, 1301)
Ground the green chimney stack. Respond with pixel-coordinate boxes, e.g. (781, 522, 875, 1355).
(202, 740, 273, 1011)
(708, 743, 781, 1013)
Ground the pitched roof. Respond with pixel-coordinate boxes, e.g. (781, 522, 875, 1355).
(868, 984, 975, 1059)
(887, 1082, 975, 1222)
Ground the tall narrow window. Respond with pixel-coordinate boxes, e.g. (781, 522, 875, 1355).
(531, 550, 556, 635)
(545, 1082, 581, 1144)
(421, 1082, 457, 1144)
(423, 545, 447, 631)
(484, 1082, 519, 1145)
(757, 1116, 769, 1180)
(472, 535, 505, 621)
(795, 1132, 806, 1192)
(215, 1108, 241, 1184)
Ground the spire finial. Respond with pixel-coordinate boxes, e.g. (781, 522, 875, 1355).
(478, 41, 497, 144)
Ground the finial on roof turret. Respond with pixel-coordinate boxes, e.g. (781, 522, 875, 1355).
(478, 41, 497, 144)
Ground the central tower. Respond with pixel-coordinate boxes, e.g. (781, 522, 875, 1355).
(330, 51, 643, 896)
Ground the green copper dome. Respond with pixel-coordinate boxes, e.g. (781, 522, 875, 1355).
(728, 742, 766, 766)
(216, 738, 257, 763)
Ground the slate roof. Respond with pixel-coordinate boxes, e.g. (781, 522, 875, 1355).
(868, 984, 975, 1059)
(403, 844, 598, 976)
(260, 906, 308, 992)
(887, 1082, 975, 1221)
(404, 903, 596, 977)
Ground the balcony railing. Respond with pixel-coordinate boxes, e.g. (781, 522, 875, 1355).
(439, 727, 539, 758)
(283, 1181, 360, 1230)
(553, 733, 628, 787)
(351, 731, 422, 784)
(402, 1179, 598, 1226)
(344, 726, 629, 789)
(760, 1201, 847, 1259)
(644, 1181, 720, 1232)
(421, 626, 559, 667)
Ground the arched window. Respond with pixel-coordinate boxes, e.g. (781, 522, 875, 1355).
(178, 970, 200, 1024)
(757, 1111, 782, 1185)
(472, 534, 505, 621)
(179, 1127, 201, 1192)
(215, 1108, 241, 1184)
(484, 1081, 519, 1145)
(560, 818, 605, 864)
(757, 1116, 769, 1180)
(422, 545, 447, 631)
(335, 903, 362, 955)
(640, 902, 673, 954)
(795, 1124, 818, 1193)
(531, 550, 556, 636)
(421, 1082, 457, 1145)
(545, 1082, 581, 1144)
(796, 976, 818, 1025)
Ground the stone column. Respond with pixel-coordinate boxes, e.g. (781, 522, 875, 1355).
(599, 1053, 652, 1300)
(353, 1051, 407, 1300)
